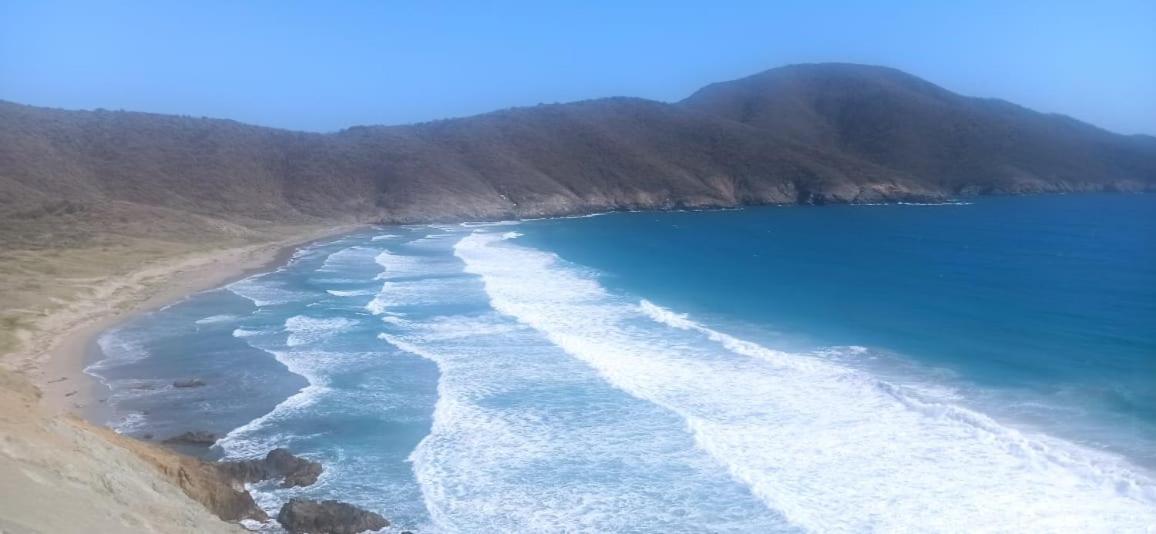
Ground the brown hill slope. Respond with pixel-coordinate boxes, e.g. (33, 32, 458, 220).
(2, 63, 1153, 246)
(0, 80, 939, 355)
(681, 63, 1156, 194)
(0, 94, 937, 245)
(341, 98, 933, 220)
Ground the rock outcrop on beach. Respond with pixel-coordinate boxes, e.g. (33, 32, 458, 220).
(163, 430, 219, 447)
(0, 383, 330, 531)
(120, 432, 270, 523)
(173, 378, 207, 388)
(0, 225, 352, 532)
(218, 448, 323, 488)
(277, 498, 389, 534)
(0, 368, 257, 532)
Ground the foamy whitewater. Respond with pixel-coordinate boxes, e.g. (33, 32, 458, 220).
(87, 196, 1156, 532)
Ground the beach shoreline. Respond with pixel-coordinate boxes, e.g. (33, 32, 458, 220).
(18, 224, 364, 418)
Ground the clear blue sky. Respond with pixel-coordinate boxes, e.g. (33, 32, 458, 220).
(2, 0, 1153, 134)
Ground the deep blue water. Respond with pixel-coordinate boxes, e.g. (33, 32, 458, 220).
(89, 194, 1156, 532)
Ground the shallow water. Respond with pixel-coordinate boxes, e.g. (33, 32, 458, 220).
(89, 195, 1156, 532)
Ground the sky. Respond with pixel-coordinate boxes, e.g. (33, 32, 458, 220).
(1, 0, 1153, 134)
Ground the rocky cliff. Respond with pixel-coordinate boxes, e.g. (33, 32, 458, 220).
(0, 368, 247, 533)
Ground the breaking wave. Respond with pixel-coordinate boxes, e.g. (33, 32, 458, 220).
(454, 230, 1156, 532)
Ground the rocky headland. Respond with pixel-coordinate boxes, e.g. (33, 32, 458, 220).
(277, 499, 390, 534)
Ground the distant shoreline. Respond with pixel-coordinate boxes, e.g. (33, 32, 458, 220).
(49, 191, 1147, 420)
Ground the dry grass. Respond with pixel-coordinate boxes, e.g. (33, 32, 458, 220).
(0, 239, 200, 354)
(0, 204, 326, 361)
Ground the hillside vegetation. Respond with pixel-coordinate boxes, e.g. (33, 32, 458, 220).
(5, 63, 1150, 247)
(1, 63, 1153, 354)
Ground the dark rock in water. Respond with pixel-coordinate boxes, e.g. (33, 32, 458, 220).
(128, 445, 269, 524)
(219, 448, 323, 488)
(162, 431, 217, 446)
(268, 448, 324, 488)
(277, 498, 389, 534)
(172, 378, 206, 388)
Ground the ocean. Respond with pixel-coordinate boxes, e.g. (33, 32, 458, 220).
(88, 194, 1156, 532)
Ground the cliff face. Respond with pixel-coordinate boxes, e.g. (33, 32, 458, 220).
(4, 63, 1151, 249)
(0, 369, 247, 533)
(0, 226, 357, 533)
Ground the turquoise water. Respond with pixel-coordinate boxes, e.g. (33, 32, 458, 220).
(90, 195, 1156, 532)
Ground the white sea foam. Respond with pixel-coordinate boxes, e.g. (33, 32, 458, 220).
(855, 200, 974, 206)
(312, 277, 361, 285)
(373, 250, 430, 280)
(220, 321, 386, 459)
(325, 288, 376, 297)
(382, 313, 787, 532)
(380, 314, 410, 327)
(88, 329, 150, 371)
(226, 274, 310, 307)
(351, 239, 787, 530)
(371, 233, 400, 241)
(458, 220, 521, 228)
(216, 348, 331, 458)
(365, 244, 474, 316)
(284, 315, 359, 347)
(518, 211, 614, 221)
(897, 200, 974, 206)
(219, 321, 345, 457)
(417, 314, 523, 340)
(232, 326, 263, 338)
(366, 278, 477, 316)
(112, 411, 147, 434)
(365, 294, 390, 315)
(316, 245, 379, 273)
(290, 245, 317, 260)
(455, 230, 1156, 533)
(194, 314, 239, 325)
(407, 234, 457, 248)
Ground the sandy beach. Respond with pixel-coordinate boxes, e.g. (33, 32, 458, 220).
(13, 224, 363, 417)
(0, 224, 365, 533)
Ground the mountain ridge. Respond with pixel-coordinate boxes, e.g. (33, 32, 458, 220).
(2, 63, 1153, 248)
(681, 63, 1156, 194)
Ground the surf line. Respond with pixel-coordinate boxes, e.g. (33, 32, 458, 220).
(453, 229, 1156, 532)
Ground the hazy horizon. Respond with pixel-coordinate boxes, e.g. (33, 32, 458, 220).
(2, 0, 1153, 135)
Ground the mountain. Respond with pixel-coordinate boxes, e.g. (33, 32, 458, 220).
(2, 64, 1153, 247)
(681, 63, 1156, 194)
